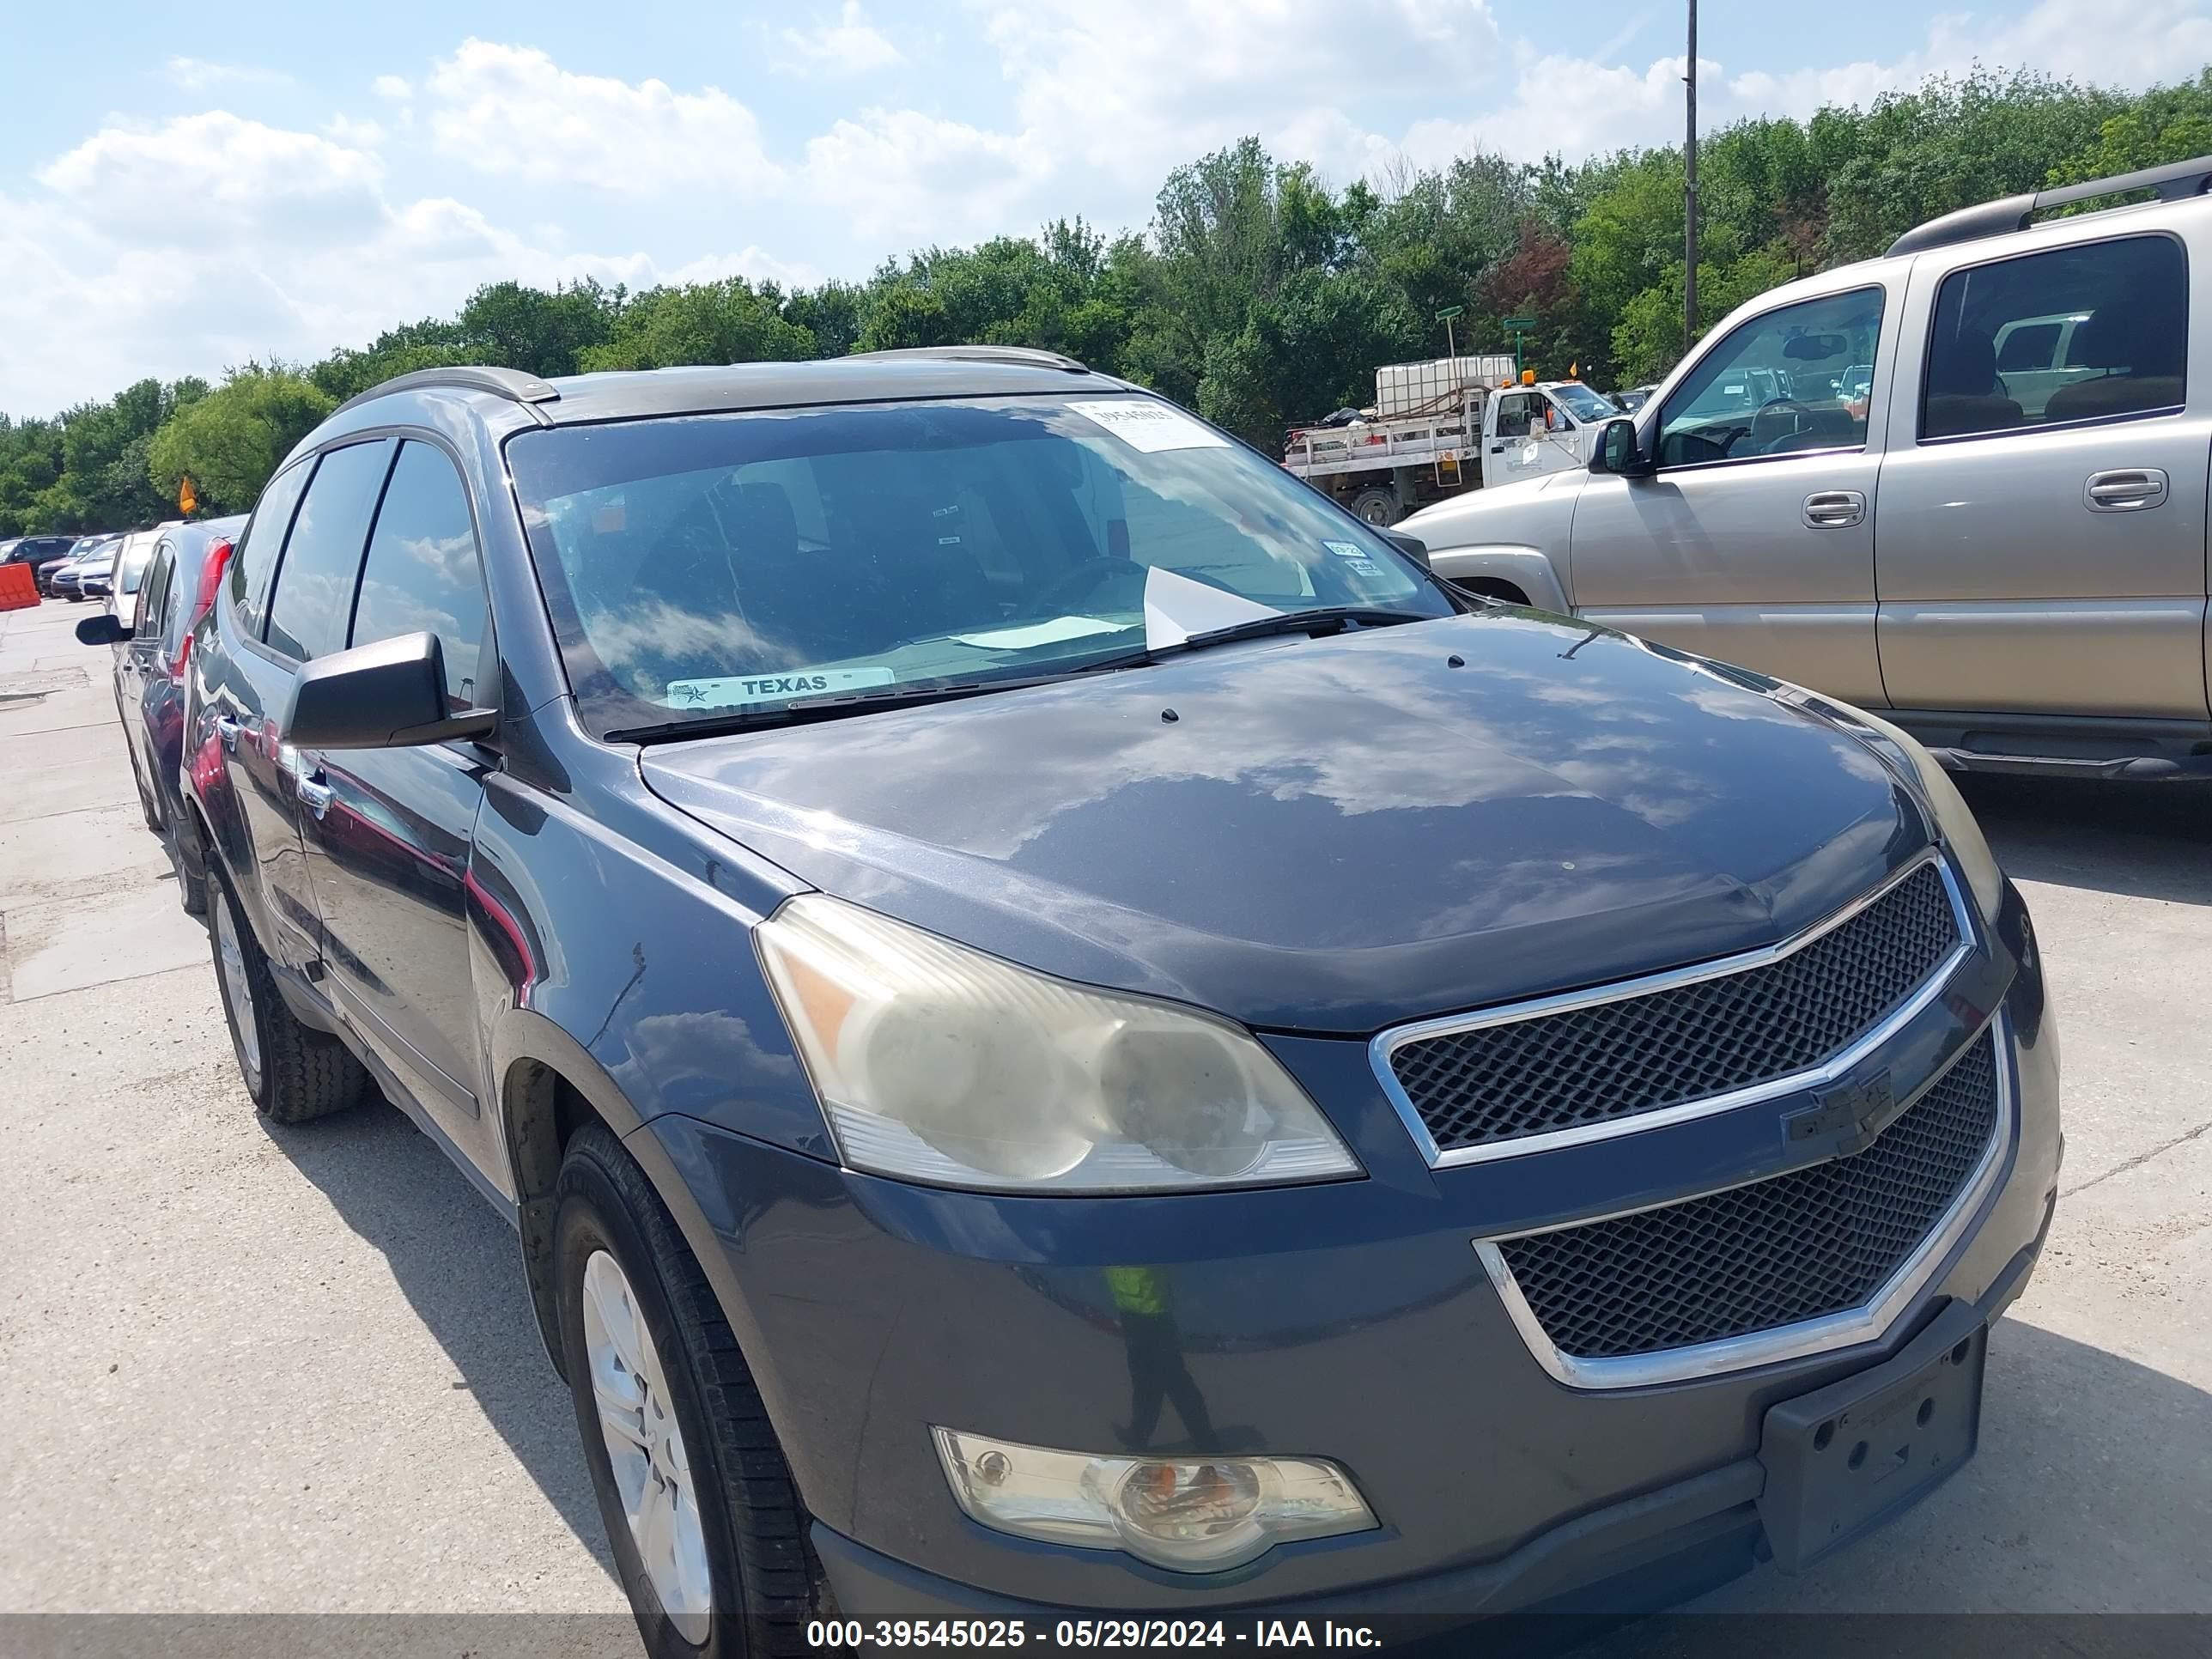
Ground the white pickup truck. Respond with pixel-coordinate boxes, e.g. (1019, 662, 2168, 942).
(1283, 373, 1620, 526)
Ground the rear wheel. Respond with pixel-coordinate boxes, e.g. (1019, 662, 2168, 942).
(1348, 486, 1401, 527)
(206, 864, 367, 1123)
(556, 1123, 815, 1658)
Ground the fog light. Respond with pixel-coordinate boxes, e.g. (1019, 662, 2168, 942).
(931, 1428, 1375, 1572)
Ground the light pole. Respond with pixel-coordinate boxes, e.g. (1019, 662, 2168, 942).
(1684, 0, 1698, 357)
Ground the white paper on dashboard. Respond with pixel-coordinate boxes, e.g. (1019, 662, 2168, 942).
(950, 616, 1125, 649)
(1141, 564, 1281, 651)
(1066, 398, 1231, 453)
(662, 665, 896, 709)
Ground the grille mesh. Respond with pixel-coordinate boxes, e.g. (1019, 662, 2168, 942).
(1494, 1032, 2001, 1359)
(1389, 861, 1960, 1154)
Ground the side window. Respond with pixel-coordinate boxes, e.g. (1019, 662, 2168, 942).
(264, 440, 395, 662)
(1657, 286, 1884, 467)
(135, 546, 173, 636)
(350, 441, 491, 710)
(1923, 235, 2186, 439)
(1494, 392, 1541, 438)
(228, 460, 313, 637)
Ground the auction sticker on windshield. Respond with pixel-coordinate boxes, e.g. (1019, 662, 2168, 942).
(664, 666, 896, 709)
(1068, 398, 1230, 453)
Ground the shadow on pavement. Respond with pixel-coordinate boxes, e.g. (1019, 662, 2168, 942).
(264, 1092, 617, 1581)
(1959, 775, 2212, 907)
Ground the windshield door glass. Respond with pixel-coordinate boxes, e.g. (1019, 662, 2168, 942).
(509, 396, 1447, 735)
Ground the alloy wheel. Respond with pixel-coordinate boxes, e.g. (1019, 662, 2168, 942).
(581, 1249, 713, 1644)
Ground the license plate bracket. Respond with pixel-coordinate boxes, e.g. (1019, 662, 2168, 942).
(1757, 1298, 1987, 1572)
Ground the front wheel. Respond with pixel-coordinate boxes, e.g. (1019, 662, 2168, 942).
(556, 1123, 815, 1658)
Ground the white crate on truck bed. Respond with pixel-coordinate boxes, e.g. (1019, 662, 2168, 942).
(1376, 356, 1518, 417)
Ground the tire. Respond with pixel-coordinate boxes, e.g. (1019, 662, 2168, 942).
(206, 863, 367, 1124)
(1348, 486, 1401, 527)
(556, 1122, 815, 1659)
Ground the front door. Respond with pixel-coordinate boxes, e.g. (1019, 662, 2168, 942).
(1570, 283, 1893, 707)
(1874, 228, 2210, 720)
(295, 439, 498, 1150)
(1485, 390, 1571, 487)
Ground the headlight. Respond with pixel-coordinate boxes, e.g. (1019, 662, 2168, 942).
(755, 895, 1362, 1193)
(933, 1429, 1376, 1571)
(1819, 701, 2005, 923)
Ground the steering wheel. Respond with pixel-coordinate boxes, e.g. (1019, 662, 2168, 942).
(1749, 397, 1816, 452)
(1026, 556, 1146, 620)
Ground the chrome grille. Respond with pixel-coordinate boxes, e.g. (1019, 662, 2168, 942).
(1492, 1030, 2002, 1361)
(1385, 860, 1963, 1158)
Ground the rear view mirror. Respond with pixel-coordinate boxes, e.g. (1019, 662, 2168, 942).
(76, 613, 131, 646)
(1384, 531, 1431, 569)
(1589, 417, 1652, 477)
(282, 631, 494, 749)
(1784, 333, 1849, 361)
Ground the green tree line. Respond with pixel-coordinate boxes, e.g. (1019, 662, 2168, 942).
(7, 66, 2210, 537)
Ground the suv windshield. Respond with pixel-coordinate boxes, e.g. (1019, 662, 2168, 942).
(510, 395, 1449, 737)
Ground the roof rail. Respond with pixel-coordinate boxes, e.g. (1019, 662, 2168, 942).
(1887, 153, 2212, 257)
(843, 343, 1091, 374)
(331, 365, 563, 420)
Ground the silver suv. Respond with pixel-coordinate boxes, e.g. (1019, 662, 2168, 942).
(1404, 155, 2212, 780)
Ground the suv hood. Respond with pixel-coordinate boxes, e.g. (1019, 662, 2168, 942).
(642, 611, 1927, 1033)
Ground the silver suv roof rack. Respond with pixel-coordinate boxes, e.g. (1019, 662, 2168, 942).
(331, 365, 563, 418)
(1887, 153, 2212, 257)
(843, 344, 1091, 374)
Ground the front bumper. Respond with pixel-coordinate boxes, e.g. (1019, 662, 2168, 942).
(632, 878, 2059, 1616)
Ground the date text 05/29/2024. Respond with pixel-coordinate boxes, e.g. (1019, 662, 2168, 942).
(806, 1619, 1384, 1649)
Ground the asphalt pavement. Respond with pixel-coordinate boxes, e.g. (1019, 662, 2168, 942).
(0, 592, 2206, 1640)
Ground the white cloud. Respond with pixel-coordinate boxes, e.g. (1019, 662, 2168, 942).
(974, 0, 1507, 185)
(420, 39, 782, 195)
(5, 102, 809, 416)
(776, 2, 903, 76)
(372, 74, 412, 100)
(803, 110, 1051, 240)
(40, 112, 385, 240)
(166, 57, 292, 91)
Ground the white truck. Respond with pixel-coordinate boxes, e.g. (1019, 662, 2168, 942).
(1282, 360, 1621, 526)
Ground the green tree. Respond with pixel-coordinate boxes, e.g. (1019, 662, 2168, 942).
(580, 278, 815, 370)
(146, 367, 336, 516)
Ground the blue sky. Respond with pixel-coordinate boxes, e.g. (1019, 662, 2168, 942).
(4, 0, 2209, 416)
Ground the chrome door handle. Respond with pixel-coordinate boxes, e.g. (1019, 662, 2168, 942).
(2085, 469, 2168, 511)
(213, 713, 243, 752)
(296, 772, 334, 819)
(1802, 489, 1866, 528)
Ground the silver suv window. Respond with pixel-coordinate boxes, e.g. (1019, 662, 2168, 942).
(1922, 234, 2186, 439)
(1656, 287, 1883, 467)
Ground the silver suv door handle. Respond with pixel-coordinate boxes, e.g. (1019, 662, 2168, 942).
(2084, 469, 2168, 511)
(213, 713, 243, 752)
(295, 772, 334, 819)
(1802, 489, 1866, 528)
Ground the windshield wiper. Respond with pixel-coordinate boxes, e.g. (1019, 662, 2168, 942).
(1077, 606, 1432, 674)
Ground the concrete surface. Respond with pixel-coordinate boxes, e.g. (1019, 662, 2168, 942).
(0, 592, 2206, 1634)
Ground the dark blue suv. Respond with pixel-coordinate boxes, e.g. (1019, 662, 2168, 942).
(181, 349, 2060, 1653)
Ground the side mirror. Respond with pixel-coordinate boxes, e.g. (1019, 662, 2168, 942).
(1384, 531, 1431, 569)
(76, 613, 131, 646)
(281, 631, 495, 749)
(1589, 416, 1653, 478)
